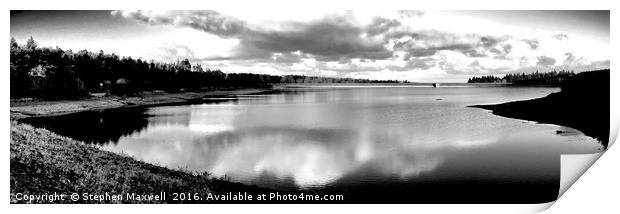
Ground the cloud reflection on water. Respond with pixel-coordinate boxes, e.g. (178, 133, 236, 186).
(109, 105, 498, 188)
(104, 87, 579, 189)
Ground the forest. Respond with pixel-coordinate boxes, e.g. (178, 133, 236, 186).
(10, 37, 403, 100)
(467, 70, 576, 85)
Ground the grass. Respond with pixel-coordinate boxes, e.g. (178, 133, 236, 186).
(10, 121, 268, 204)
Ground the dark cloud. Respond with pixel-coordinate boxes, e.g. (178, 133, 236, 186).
(536, 56, 556, 67)
(521, 39, 539, 50)
(402, 47, 441, 58)
(271, 52, 303, 65)
(242, 16, 397, 61)
(306, 56, 437, 74)
(563, 52, 581, 66)
(488, 48, 501, 55)
(115, 11, 395, 62)
(115, 10, 513, 65)
(113, 10, 247, 37)
(395, 32, 509, 58)
(502, 44, 513, 54)
(397, 57, 436, 71)
(337, 57, 352, 64)
(479, 36, 501, 48)
(462, 49, 488, 58)
(491, 44, 513, 59)
(366, 17, 401, 36)
(552, 34, 569, 40)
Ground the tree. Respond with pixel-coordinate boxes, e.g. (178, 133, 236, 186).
(26, 36, 37, 50)
(10, 37, 18, 49)
(179, 58, 192, 71)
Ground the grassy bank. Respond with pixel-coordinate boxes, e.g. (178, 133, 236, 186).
(470, 70, 610, 148)
(10, 88, 281, 203)
(10, 122, 272, 204)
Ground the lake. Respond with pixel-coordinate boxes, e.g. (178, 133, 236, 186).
(22, 86, 604, 203)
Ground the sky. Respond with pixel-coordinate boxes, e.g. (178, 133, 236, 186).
(10, 10, 610, 82)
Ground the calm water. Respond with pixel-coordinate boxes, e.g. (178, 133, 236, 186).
(23, 86, 604, 203)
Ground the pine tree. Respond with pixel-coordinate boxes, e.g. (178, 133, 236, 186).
(26, 36, 37, 50)
(10, 37, 18, 49)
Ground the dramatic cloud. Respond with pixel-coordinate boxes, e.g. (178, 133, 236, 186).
(114, 11, 394, 61)
(110, 10, 609, 82)
(112, 10, 246, 37)
(113, 10, 513, 63)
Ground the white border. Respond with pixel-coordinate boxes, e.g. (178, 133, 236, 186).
(3, 0, 618, 213)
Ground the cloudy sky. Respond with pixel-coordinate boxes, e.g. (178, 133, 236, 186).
(11, 10, 609, 82)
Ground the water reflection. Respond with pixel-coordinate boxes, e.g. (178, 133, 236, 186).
(22, 87, 603, 196)
(110, 124, 458, 189)
(21, 108, 151, 144)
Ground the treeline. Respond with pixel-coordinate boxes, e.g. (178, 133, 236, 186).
(467, 70, 576, 85)
(10, 37, 402, 100)
(467, 75, 503, 83)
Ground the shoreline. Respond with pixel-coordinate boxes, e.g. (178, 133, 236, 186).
(10, 88, 273, 119)
(10, 88, 279, 203)
(469, 89, 609, 148)
(469, 70, 610, 148)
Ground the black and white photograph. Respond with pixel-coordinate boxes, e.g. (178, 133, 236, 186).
(6, 2, 616, 212)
